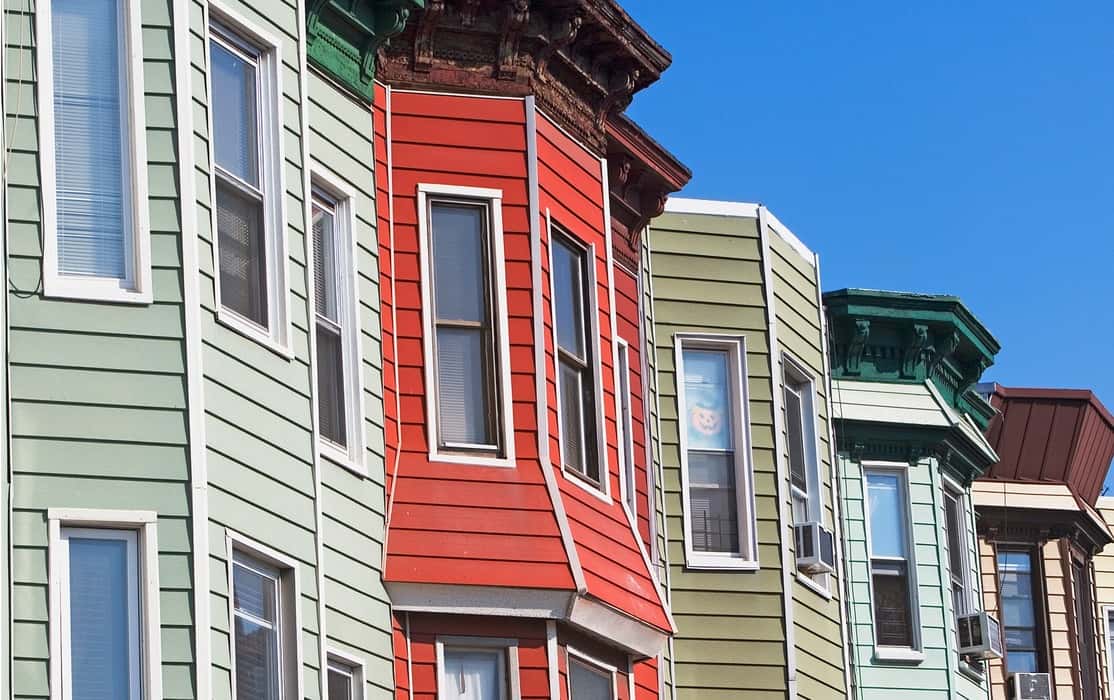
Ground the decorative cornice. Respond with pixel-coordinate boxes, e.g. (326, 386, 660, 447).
(307, 0, 424, 102)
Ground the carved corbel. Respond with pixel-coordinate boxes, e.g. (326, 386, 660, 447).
(306, 0, 330, 40)
(901, 323, 929, 378)
(497, 0, 530, 80)
(459, 0, 482, 27)
(609, 154, 633, 198)
(633, 187, 667, 244)
(846, 318, 870, 374)
(412, 0, 444, 72)
(536, 12, 582, 82)
(958, 358, 990, 397)
(596, 67, 639, 128)
(928, 331, 959, 374)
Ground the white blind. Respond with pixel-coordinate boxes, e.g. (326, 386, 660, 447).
(53, 0, 128, 278)
(442, 649, 502, 700)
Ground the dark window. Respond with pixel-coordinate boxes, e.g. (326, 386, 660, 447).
(866, 470, 915, 647)
(1073, 558, 1099, 699)
(312, 192, 347, 447)
(568, 657, 613, 700)
(998, 547, 1042, 673)
(553, 234, 599, 482)
(942, 489, 968, 616)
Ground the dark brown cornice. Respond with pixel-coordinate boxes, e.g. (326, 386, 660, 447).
(376, 0, 672, 152)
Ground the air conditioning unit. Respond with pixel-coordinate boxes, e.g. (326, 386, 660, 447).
(956, 610, 1003, 660)
(794, 521, 835, 574)
(1011, 672, 1051, 700)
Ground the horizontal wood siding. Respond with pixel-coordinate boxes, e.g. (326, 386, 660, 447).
(767, 232, 847, 698)
(379, 92, 574, 589)
(6, 0, 194, 696)
(536, 112, 667, 632)
(616, 264, 653, 552)
(649, 210, 787, 698)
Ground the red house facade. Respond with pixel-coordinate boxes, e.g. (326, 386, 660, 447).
(372, 3, 689, 698)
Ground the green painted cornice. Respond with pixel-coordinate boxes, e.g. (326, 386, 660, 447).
(835, 420, 996, 486)
(824, 288, 1001, 429)
(306, 0, 424, 102)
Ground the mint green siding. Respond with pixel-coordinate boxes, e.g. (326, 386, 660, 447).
(6, 0, 194, 698)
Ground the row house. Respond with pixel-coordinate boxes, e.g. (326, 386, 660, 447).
(372, 2, 689, 700)
(975, 384, 1114, 700)
(826, 290, 1001, 699)
(648, 200, 850, 699)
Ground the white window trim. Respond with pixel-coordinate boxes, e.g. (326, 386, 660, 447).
(311, 164, 367, 474)
(225, 530, 303, 700)
(941, 475, 973, 616)
(435, 635, 521, 700)
(416, 183, 516, 468)
(326, 647, 367, 700)
(206, 2, 291, 356)
(37, 0, 152, 303)
(566, 646, 618, 700)
(47, 508, 162, 700)
(862, 461, 923, 655)
(782, 353, 823, 525)
(616, 338, 637, 520)
(547, 217, 610, 502)
(674, 333, 759, 570)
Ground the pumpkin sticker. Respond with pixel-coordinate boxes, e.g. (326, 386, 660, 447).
(683, 349, 732, 450)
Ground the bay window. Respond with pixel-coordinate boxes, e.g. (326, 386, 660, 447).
(39, 0, 151, 301)
(866, 468, 917, 648)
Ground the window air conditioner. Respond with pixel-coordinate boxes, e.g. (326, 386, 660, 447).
(956, 610, 1003, 660)
(1011, 672, 1051, 700)
(793, 521, 835, 574)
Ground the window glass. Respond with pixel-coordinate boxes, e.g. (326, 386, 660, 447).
(553, 242, 585, 359)
(66, 530, 139, 700)
(1073, 559, 1099, 699)
(53, 0, 129, 279)
(553, 235, 599, 481)
(867, 472, 908, 558)
(327, 661, 356, 700)
(313, 195, 347, 447)
(998, 548, 1039, 673)
(432, 205, 485, 323)
(233, 554, 281, 700)
(943, 490, 968, 616)
(442, 648, 503, 700)
(866, 470, 914, 647)
(569, 658, 612, 700)
(617, 344, 636, 515)
(211, 40, 259, 186)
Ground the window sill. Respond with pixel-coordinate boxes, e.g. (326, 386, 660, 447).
(957, 659, 986, 684)
(44, 277, 152, 305)
(684, 554, 760, 572)
(873, 647, 925, 664)
(562, 466, 611, 504)
(320, 441, 367, 478)
(429, 448, 516, 469)
(216, 308, 293, 360)
(795, 571, 833, 600)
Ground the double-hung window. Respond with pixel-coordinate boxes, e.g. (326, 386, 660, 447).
(866, 468, 917, 648)
(552, 233, 602, 484)
(311, 181, 362, 466)
(48, 510, 161, 700)
(327, 654, 364, 700)
(567, 654, 615, 700)
(435, 637, 518, 700)
(210, 17, 286, 346)
(1072, 557, 1100, 699)
(231, 548, 296, 700)
(616, 340, 637, 515)
(39, 0, 151, 301)
(676, 335, 756, 567)
(783, 358, 820, 525)
(942, 487, 971, 618)
(419, 185, 513, 465)
(997, 547, 1042, 674)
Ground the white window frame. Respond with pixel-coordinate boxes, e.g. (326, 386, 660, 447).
(47, 508, 162, 700)
(782, 353, 823, 526)
(616, 338, 637, 519)
(326, 648, 367, 700)
(863, 462, 924, 659)
(435, 636, 521, 700)
(547, 219, 609, 501)
(566, 647, 617, 700)
(206, 3, 290, 355)
(37, 0, 152, 303)
(311, 165, 366, 473)
(674, 333, 758, 570)
(225, 531, 303, 700)
(417, 183, 516, 468)
(941, 477, 973, 617)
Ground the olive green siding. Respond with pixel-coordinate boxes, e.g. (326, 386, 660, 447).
(766, 231, 849, 699)
(6, 0, 195, 698)
(650, 209, 787, 699)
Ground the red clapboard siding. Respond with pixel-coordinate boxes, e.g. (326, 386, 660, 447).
(633, 657, 658, 699)
(392, 613, 410, 700)
(535, 112, 670, 634)
(615, 266, 653, 550)
(379, 90, 575, 592)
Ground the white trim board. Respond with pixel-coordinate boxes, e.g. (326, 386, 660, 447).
(664, 197, 817, 265)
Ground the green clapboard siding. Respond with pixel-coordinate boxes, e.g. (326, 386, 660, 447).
(649, 209, 787, 697)
(5, 0, 194, 697)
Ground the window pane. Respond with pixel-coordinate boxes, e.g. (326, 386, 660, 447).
(437, 327, 492, 445)
(432, 204, 486, 323)
(618, 349, 635, 514)
(211, 39, 259, 185)
(69, 535, 135, 700)
(560, 361, 584, 473)
(233, 559, 276, 622)
(785, 386, 807, 495)
(235, 616, 279, 700)
(317, 323, 347, 446)
(866, 472, 908, 558)
(944, 493, 964, 580)
(54, 0, 127, 279)
(553, 239, 585, 357)
(327, 665, 354, 700)
(569, 659, 612, 700)
(872, 563, 913, 646)
(217, 181, 268, 326)
(1006, 651, 1039, 674)
(682, 350, 733, 451)
(443, 649, 502, 700)
(312, 202, 339, 322)
(688, 452, 738, 553)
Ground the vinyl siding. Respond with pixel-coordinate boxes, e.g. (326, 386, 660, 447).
(1096, 500, 1114, 699)
(6, 0, 194, 697)
(649, 210, 787, 698)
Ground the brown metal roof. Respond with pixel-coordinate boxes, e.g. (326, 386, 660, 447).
(981, 384, 1114, 505)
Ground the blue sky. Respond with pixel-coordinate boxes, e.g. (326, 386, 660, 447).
(622, 2, 1114, 491)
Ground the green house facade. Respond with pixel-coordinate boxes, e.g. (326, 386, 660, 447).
(825, 289, 1001, 700)
(648, 199, 849, 699)
(0, 0, 416, 698)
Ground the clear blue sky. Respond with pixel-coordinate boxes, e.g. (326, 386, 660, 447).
(622, 2, 1114, 491)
